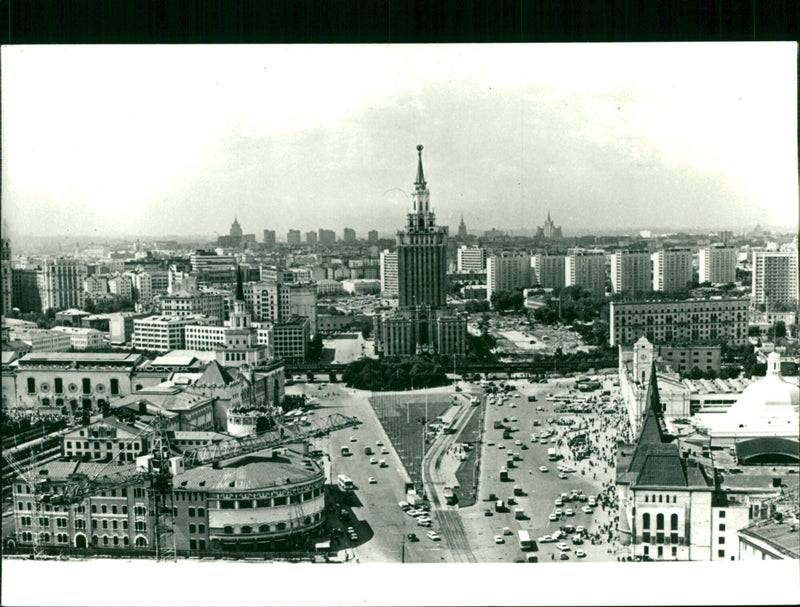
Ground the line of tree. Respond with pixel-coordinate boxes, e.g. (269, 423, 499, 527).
(342, 355, 449, 391)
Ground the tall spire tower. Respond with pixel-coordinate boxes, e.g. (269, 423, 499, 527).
(397, 144, 449, 310)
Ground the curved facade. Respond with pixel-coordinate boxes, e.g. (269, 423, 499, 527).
(172, 448, 326, 552)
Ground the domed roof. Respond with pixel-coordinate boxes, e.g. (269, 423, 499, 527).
(723, 353, 799, 432)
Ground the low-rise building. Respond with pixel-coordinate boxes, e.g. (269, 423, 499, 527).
(737, 518, 800, 560)
(50, 326, 105, 350)
(132, 315, 217, 353)
(272, 317, 310, 362)
(341, 279, 381, 295)
(659, 344, 722, 376)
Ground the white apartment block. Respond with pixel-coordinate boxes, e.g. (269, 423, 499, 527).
(610, 250, 651, 294)
(126, 270, 153, 303)
(108, 273, 133, 299)
(50, 326, 104, 350)
(699, 247, 737, 285)
(751, 250, 799, 305)
(132, 315, 215, 352)
(457, 245, 485, 273)
(380, 250, 398, 296)
(651, 248, 693, 293)
(10, 329, 73, 352)
(566, 249, 606, 297)
(244, 281, 279, 322)
(487, 253, 532, 302)
(83, 275, 109, 298)
(316, 279, 344, 295)
(159, 290, 225, 320)
(37, 257, 87, 312)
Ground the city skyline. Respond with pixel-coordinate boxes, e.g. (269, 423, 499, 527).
(2, 43, 797, 240)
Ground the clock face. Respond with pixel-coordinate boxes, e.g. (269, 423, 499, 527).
(638, 353, 649, 361)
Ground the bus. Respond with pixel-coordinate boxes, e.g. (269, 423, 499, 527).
(443, 487, 456, 505)
(518, 530, 534, 551)
(547, 447, 558, 461)
(337, 474, 355, 491)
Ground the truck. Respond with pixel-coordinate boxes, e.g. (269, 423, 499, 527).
(493, 420, 504, 430)
(443, 487, 456, 505)
(499, 467, 509, 482)
(518, 530, 534, 551)
(547, 447, 558, 461)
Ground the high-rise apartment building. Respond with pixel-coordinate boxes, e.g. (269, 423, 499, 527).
(190, 250, 236, 284)
(343, 228, 356, 243)
(487, 253, 531, 302)
(532, 254, 566, 289)
(651, 248, 693, 293)
(287, 230, 301, 246)
(263, 229, 276, 247)
(37, 257, 88, 313)
(318, 229, 336, 244)
(108, 273, 133, 300)
(566, 249, 606, 297)
(380, 250, 398, 296)
(752, 250, 799, 305)
(457, 245, 485, 274)
(11, 269, 41, 313)
(698, 247, 737, 285)
(126, 270, 153, 304)
(610, 250, 651, 295)
(367, 230, 379, 242)
(1, 239, 12, 315)
(374, 145, 466, 356)
(306, 231, 318, 246)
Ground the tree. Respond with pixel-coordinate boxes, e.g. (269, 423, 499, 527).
(774, 321, 787, 339)
(747, 326, 762, 337)
(491, 290, 524, 312)
(464, 299, 490, 313)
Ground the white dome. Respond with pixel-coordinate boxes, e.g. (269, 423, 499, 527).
(723, 353, 799, 431)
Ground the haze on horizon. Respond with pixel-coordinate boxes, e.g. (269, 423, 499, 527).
(2, 43, 797, 240)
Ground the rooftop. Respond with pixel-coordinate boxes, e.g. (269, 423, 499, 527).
(738, 520, 800, 559)
(173, 448, 323, 491)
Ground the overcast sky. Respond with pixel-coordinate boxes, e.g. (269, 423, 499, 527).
(2, 43, 797, 240)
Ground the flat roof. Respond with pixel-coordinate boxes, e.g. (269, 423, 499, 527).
(739, 520, 800, 559)
(19, 352, 141, 363)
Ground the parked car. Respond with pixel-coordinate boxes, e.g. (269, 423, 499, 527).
(426, 531, 441, 541)
(556, 542, 570, 552)
(368, 477, 377, 484)
(407, 533, 419, 542)
(581, 506, 594, 514)
(575, 549, 586, 558)
(539, 466, 549, 472)
(494, 535, 505, 544)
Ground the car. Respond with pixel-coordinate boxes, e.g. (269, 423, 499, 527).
(558, 473, 568, 480)
(494, 535, 505, 544)
(349, 532, 358, 541)
(578, 494, 588, 502)
(521, 444, 529, 450)
(555, 509, 563, 517)
(509, 403, 516, 408)
(575, 549, 586, 558)
(379, 460, 388, 467)
(581, 506, 594, 514)
(510, 416, 517, 422)
(555, 498, 563, 506)
(376, 440, 383, 446)
(588, 496, 597, 506)
(507, 449, 514, 456)
(540, 439, 548, 445)
(572, 535, 584, 545)
(381, 447, 390, 454)
(484, 509, 494, 517)
(398, 501, 410, 510)
(426, 531, 440, 541)
(407, 533, 419, 542)
(370, 457, 378, 464)
(556, 542, 570, 552)
(538, 535, 555, 543)
(549, 513, 558, 521)
(514, 439, 522, 446)
(498, 444, 505, 449)
(417, 518, 432, 527)
(350, 436, 357, 442)
(565, 509, 575, 517)
(536, 406, 545, 411)
(487, 439, 495, 446)
(346, 526, 355, 533)
(575, 525, 585, 534)
(407, 509, 423, 517)
(530, 437, 538, 443)
(539, 466, 549, 472)
(559, 552, 569, 560)
(503, 527, 513, 536)
(368, 477, 377, 484)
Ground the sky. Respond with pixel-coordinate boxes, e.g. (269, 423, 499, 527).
(2, 43, 797, 240)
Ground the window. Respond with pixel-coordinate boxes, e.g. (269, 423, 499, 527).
(190, 539, 197, 550)
(656, 514, 664, 530)
(75, 519, 86, 530)
(112, 521, 118, 530)
(241, 525, 252, 534)
(197, 508, 205, 517)
(670, 514, 678, 531)
(110, 379, 119, 395)
(198, 524, 205, 533)
(188, 507, 195, 517)
(658, 495, 662, 503)
(644, 495, 648, 503)
(123, 537, 129, 546)
(643, 545, 649, 556)
(55, 378, 64, 393)
(718, 549, 725, 558)
(101, 505, 107, 514)
(92, 520, 98, 529)
(189, 524, 196, 533)
(122, 520, 128, 530)
(223, 526, 234, 534)
(671, 546, 677, 558)
(276, 522, 287, 531)
(27, 378, 36, 393)
(718, 537, 725, 545)
(642, 513, 650, 529)
(719, 510, 726, 518)
(113, 536, 119, 546)
(103, 536, 109, 546)
(719, 523, 726, 531)
(122, 505, 128, 515)
(135, 521, 146, 532)
(102, 520, 108, 529)
(219, 500, 235, 510)
(199, 540, 206, 550)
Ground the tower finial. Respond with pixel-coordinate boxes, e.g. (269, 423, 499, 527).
(415, 145, 426, 187)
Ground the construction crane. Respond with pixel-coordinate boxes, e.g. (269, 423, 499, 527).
(4, 409, 360, 560)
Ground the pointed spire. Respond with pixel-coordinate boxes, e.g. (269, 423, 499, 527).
(547, 209, 551, 222)
(235, 265, 244, 301)
(414, 144, 426, 188)
(648, 358, 661, 415)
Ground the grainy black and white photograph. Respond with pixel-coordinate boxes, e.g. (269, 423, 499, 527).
(1, 42, 798, 606)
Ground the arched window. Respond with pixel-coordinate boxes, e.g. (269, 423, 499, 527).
(123, 537, 129, 546)
(223, 526, 234, 534)
(111, 505, 117, 514)
(276, 522, 287, 531)
(259, 524, 270, 533)
(673, 496, 677, 503)
(652, 494, 656, 503)
(102, 536, 109, 546)
(658, 495, 662, 503)
(656, 514, 664, 530)
(670, 514, 679, 530)
(135, 536, 148, 547)
(241, 526, 252, 534)
(644, 495, 649, 503)
(113, 536, 119, 546)
(642, 513, 651, 529)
